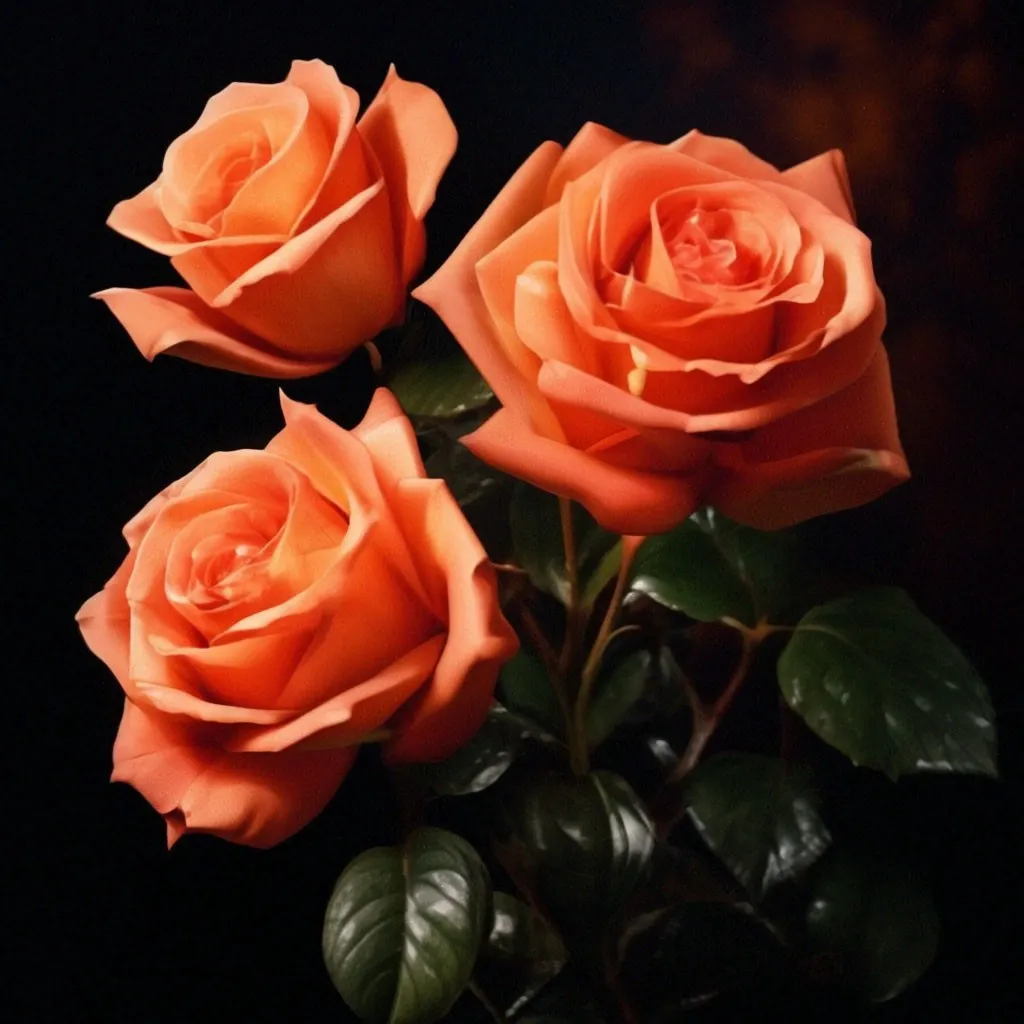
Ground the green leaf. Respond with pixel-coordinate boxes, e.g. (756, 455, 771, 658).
(580, 541, 623, 610)
(496, 771, 654, 941)
(409, 706, 525, 796)
(584, 650, 653, 751)
(628, 507, 803, 626)
(683, 754, 831, 900)
(389, 347, 493, 419)
(618, 902, 787, 1015)
(777, 587, 997, 779)
(497, 649, 565, 741)
(474, 893, 567, 1019)
(323, 828, 492, 1023)
(510, 484, 618, 606)
(486, 892, 567, 965)
(806, 847, 940, 1003)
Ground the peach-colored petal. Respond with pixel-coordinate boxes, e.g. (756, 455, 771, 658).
(413, 140, 566, 431)
(782, 149, 856, 224)
(384, 482, 518, 762)
(229, 634, 445, 752)
(544, 121, 630, 206)
(463, 408, 707, 534)
(514, 261, 600, 373)
(94, 287, 339, 377)
(272, 394, 435, 614)
(475, 203, 559, 383)
(358, 65, 458, 284)
(111, 700, 357, 848)
(710, 346, 908, 528)
(537, 360, 712, 465)
(672, 129, 783, 181)
(195, 178, 401, 357)
(107, 183, 191, 255)
(351, 388, 427, 491)
(160, 93, 309, 235)
(76, 556, 135, 689)
(288, 59, 375, 229)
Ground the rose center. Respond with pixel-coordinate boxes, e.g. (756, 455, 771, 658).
(664, 206, 753, 287)
(191, 129, 274, 230)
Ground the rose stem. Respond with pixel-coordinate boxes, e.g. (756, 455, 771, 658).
(569, 537, 640, 776)
(557, 496, 582, 677)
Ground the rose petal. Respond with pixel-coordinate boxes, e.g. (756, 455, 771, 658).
(111, 700, 356, 848)
(544, 121, 630, 206)
(782, 149, 856, 223)
(710, 346, 908, 528)
(351, 388, 428, 491)
(463, 407, 707, 534)
(94, 287, 339, 377)
(384, 480, 518, 762)
(672, 129, 783, 181)
(229, 634, 445, 752)
(413, 140, 565, 432)
(358, 64, 458, 284)
(187, 178, 400, 358)
(285, 59, 373, 230)
(272, 394, 435, 613)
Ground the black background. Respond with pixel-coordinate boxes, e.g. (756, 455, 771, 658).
(8, 0, 1022, 1020)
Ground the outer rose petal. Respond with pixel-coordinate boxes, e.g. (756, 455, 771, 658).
(183, 179, 402, 358)
(358, 64, 459, 284)
(351, 388, 428, 491)
(111, 700, 356, 848)
(94, 286, 339, 377)
(462, 408, 707, 535)
(673, 129, 784, 181)
(710, 346, 908, 528)
(412, 140, 566, 435)
(782, 149, 856, 224)
(543, 121, 630, 206)
(384, 480, 518, 762)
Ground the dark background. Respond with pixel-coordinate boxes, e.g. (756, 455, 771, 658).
(8, 0, 1022, 1019)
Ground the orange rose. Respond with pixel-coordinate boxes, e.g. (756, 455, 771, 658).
(95, 60, 456, 377)
(76, 390, 517, 847)
(414, 124, 908, 533)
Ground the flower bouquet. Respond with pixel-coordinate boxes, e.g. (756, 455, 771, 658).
(78, 59, 997, 1022)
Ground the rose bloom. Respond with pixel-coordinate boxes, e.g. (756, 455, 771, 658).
(415, 124, 908, 533)
(96, 60, 456, 377)
(76, 391, 517, 847)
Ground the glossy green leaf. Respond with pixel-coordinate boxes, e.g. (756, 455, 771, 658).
(629, 507, 803, 626)
(684, 754, 831, 900)
(323, 828, 491, 1023)
(509, 484, 618, 606)
(497, 649, 565, 741)
(486, 892, 566, 965)
(496, 771, 654, 940)
(410, 706, 525, 796)
(777, 588, 997, 779)
(807, 848, 940, 1002)
(618, 902, 787, 1015)
(473, 893, 567, 1019)
(389, 348, 493, 419)
(584, 650, 653, 751)
(580, 541, 623, 610)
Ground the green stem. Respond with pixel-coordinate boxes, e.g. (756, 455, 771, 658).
(569, 538, 640, 776)
(557, 496, 582, 679)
